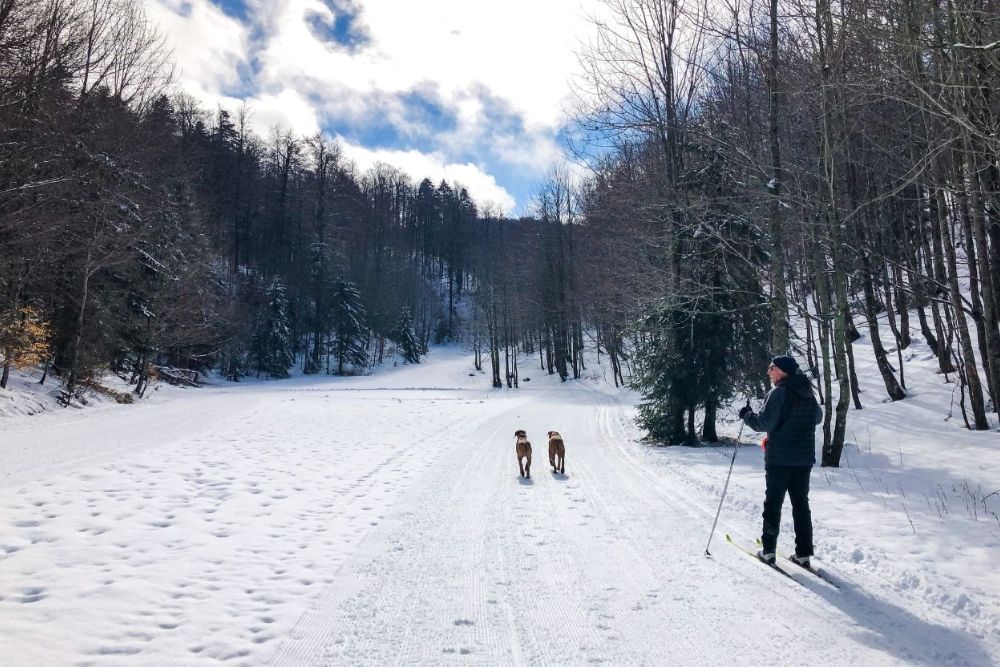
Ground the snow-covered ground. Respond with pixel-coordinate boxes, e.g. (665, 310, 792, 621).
(1, 344, 998, 665)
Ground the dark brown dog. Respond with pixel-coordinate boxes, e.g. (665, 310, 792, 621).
(514, 429, 532, 478)
(547, 431, 565, 474)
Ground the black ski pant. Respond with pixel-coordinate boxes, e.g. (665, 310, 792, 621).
(761, 465, 813, 557)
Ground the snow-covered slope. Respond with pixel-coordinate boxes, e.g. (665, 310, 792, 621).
(0, 345, 997, 665)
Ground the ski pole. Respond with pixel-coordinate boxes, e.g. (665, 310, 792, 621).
(704, 406, 749, 557)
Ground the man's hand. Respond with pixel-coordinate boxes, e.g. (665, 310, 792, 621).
(738, 403, 752, 419)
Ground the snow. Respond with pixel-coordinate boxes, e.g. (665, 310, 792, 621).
(1, 342, 999, 665)
(952, 42, 1000, 51)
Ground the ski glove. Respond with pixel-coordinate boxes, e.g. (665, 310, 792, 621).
(738, 404, 752, 419)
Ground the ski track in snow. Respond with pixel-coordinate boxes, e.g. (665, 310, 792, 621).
(0, 349, 997, 665)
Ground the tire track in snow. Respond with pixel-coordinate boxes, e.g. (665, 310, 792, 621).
(270, 397, 538, 665)
(270, 379, 953, 666)
(550, 397, 728, 664)
(512, 388, 896, 665)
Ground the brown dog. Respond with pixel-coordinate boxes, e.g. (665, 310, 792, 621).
(514, 429, 532, 478)
(547, 431, 565, 474)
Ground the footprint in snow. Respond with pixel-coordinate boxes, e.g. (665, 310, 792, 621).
(19, 587, 47, 604)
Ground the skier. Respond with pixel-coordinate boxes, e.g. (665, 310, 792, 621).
(738, 355, 823, 568)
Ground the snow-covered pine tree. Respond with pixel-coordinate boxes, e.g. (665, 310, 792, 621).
(252, 278, 294, 378)
(330, 278, 368, 375)
(395, 307, 421, 364)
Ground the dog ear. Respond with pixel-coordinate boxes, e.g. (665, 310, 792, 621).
(547, 431, 553, 437)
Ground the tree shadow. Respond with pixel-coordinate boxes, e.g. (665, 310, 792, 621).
(794, 571, 994, 666)
(641, 434, 996, 664)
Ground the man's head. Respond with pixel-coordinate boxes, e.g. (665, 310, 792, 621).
(768, 355, 799, 384)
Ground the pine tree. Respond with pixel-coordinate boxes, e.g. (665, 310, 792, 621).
(395, 307, 421, 364)
(631, 302, 743, 445)
(304, 240, 337, 374)
(330, 278, 368, 375)
(630, 307, 689, 445)
(252, 278, 294, 378)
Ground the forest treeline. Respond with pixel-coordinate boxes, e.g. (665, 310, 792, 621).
(466, 0, 1000, 463)
(1, 0, 998, 466)
(0, 0, 475, 399)
(562, 0, 1000, 463)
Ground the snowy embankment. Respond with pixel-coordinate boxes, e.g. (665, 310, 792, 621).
(0, 344, 998, 665)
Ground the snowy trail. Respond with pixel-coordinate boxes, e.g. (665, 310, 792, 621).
(1, 350, 996, 665)
(271, 378, 986, 665)
(0, 360, 513, 665)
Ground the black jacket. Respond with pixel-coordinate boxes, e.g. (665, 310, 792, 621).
(742, 372, 822, 467)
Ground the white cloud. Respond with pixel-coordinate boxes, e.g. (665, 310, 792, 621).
(249, 0, 610, 200)
(252, 0, 600, 130)
(492, 132, 563, 172)
(339, 140, 516, 214)
(145, 0, 248, 102)
(144, 0, 608, 208)
(244, 89, 321, 138)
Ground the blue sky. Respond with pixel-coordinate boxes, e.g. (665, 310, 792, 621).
(145, 0, 600, 213)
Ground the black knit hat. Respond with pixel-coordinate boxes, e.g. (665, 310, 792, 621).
(771, 355, 799, 375)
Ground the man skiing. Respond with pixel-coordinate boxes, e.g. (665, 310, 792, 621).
(738, 355, 823, 568)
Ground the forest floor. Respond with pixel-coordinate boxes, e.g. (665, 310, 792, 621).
(0, 345, 998, 665)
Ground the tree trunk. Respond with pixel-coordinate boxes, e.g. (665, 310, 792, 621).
(858, 223, 906, 400)
(935, 183, 989, 429)
(701, 399, 718, 442)
(862, 275, 906, 401)
(893, 263, 911, 349)
(955, 168, 995, 409)
(921, 187, 957, 373)
(489, 300, 502, 388)
(964, 152, 1000, 412)
(815, 0, 849, 466)
(813, 245, 834, 456)
(0, 354, 10, 389)
(844, 311, 863, 410)
(767, 0, 789, 355)
(66, 249, 94, 398)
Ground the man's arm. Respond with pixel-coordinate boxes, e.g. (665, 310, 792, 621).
(743, 387, 786, 433)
